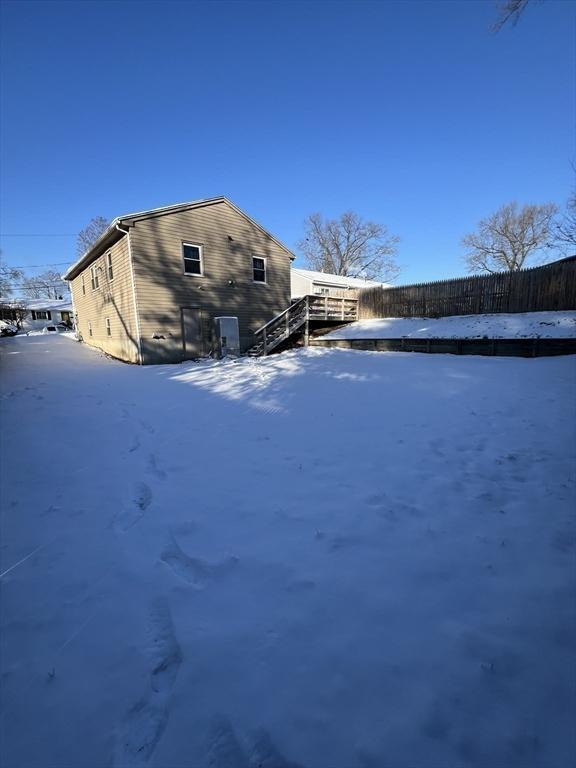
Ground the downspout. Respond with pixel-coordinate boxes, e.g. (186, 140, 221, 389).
(116, 223, 143, 365)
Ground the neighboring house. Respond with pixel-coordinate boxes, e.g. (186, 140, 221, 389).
(63, 197, 294, 364)
(290, 268, 385, 299)
(18, 298, 73, 331)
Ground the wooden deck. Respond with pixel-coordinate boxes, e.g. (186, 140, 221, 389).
(247, 295, 358, 356)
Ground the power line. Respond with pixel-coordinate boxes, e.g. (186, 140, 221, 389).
(0, 233, 77, 237)
(9, 284, 68, 288)
(2, 262, 72, 268)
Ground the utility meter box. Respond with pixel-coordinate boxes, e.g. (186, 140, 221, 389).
(214, 317, 240, 358)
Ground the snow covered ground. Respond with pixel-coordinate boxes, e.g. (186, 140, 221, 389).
(321, 310, 576, 340)
(1, 335, 575, 768)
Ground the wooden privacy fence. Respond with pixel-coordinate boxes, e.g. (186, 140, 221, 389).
(358, 256, 576, 320)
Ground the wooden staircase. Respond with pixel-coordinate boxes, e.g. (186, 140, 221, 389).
(247, 295, 358, 357)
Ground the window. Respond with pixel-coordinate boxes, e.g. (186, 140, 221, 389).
(107, 253, 113, 281)
(88, 322, 92, 337)
(81, 275, 86, 295)
(90, 265, 99, 290)
(31, 310, 51, 321)
(252, 256, 266, 283)
(182, 243, 203, 275)
(315, 287, 330, 295)
(105, 318, 111, 336)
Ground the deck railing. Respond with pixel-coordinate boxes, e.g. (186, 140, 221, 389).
(250, 295, 358, 356)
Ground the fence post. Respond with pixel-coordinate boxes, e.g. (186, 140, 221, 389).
(262, 329, 267, 355)
(304, 296, 310, 346)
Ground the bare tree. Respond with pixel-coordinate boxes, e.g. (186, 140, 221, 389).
(554, 193, 576, 252)
(76, 216, 109, 257)
(462, 201, 558, 273)
(0, 258, 24, 299)
(21, 270, 68, 300)
(297, 211, 400, 282)
(492, 0, 532, 31)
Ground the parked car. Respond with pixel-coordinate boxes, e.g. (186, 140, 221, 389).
(0, 321, 18, 337)
(40, 323, 70, 334)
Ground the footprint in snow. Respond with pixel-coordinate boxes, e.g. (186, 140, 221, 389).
(205, 720, 305, 768)
(113, 599, 182, 767)
(139, 419, 155, 435)
(113, 698, 168, 767)
(146, 453, 166, 480)
(147, 597, 183, 694)
(248, 729, 305, 768)
(206, 717, 249, 768)
(130, 482, 152, 511)
(113, 482, 153, 532)
(161, 537, 238, 588)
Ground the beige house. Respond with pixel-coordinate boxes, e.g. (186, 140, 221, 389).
(64, 197, 294, 364)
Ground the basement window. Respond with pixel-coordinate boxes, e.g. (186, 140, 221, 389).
(88, 322, 92, 337)
(252, 257, 266, 283)
(183, 243, 203, 276)
(106, 318, 111, 336)
(107, 253, 113, 281)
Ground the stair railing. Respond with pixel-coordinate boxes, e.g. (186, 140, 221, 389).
(251, 294, 358, 355)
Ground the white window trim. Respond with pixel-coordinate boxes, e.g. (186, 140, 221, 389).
(107, 253, 114, 282)
(182, 242, 204, 277)
(252, 255, 267, 284)
(105, 317, 111, 336)
(90, 265, 100, 291)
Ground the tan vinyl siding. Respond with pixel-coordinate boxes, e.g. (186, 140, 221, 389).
(69, 236, 139, 363)
(130, 200, 291, 364)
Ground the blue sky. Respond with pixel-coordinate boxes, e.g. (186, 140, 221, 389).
(0, 0, 574, 283)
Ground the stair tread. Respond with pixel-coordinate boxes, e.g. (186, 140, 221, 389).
(247, 296, 357, 356)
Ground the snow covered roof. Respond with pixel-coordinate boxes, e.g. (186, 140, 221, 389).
(21, 298, 72, 312)
(63, 197, 296, 280)
(291, 268, 387, 289)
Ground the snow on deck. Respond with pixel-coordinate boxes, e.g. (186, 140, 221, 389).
(321, 310, 576, 340)
(1, 335, 575, 768)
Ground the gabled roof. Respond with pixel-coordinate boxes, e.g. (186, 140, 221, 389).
(63, 196, 295, 280)
(291, 267, 387, 289)
(24, 298, 73, 312)
(4, 298, 73, 312)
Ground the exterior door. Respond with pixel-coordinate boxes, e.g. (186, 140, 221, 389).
(181, 307, 205, 359)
